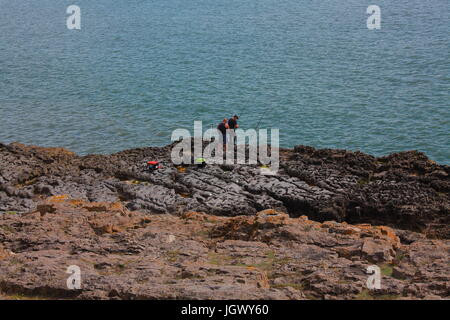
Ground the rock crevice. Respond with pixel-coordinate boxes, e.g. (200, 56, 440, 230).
(1, 142, 448, 238)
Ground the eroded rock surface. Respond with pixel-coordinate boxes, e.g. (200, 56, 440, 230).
(0, 142, 448, 299)
(0, 199, 448, 300)
(1, 142, 448, 237)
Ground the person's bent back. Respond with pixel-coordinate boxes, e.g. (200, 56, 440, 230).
(217, 118, 229, 150)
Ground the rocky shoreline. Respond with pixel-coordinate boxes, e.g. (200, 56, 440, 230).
(0, 142, 448, 299)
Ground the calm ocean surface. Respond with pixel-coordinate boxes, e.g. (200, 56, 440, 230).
(0, 0, 449, 163)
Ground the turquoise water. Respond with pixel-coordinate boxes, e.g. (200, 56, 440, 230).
(0, 0, 449, 163)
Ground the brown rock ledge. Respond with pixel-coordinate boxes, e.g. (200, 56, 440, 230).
(0, 198, 448, 300)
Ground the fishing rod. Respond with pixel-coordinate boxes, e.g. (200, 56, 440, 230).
(255, 112, 264, 131)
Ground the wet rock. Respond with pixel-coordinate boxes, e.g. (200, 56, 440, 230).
(1, 142, 448, 237)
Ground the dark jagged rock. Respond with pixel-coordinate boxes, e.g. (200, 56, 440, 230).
(0, 142, 449, 238)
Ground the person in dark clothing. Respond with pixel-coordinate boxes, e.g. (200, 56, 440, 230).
(217, 118, 229, 150)
(227, 115, 239, 145)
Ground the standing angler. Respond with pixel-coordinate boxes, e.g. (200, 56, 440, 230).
(217, 118, 229, 151)
(228, 115, 239, 145)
